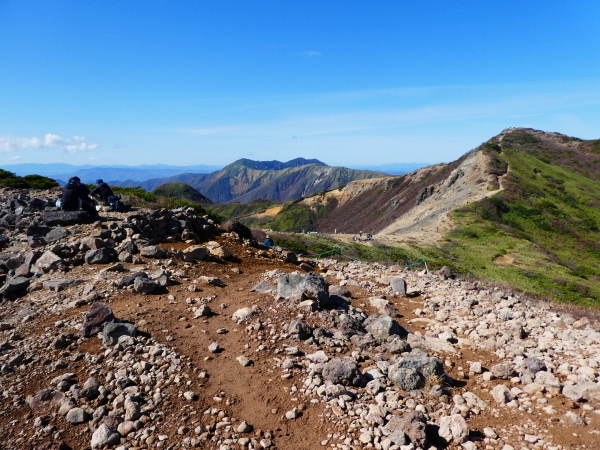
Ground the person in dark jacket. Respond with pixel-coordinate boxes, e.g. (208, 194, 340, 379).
(90, 179, 114, 204)
(61, 177, 98, 218)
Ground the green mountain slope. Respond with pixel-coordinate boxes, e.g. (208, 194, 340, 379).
(444, 129, 600, 305)
(151, 182, 214, 205)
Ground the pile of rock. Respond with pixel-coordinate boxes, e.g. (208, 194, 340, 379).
(0, 193, 222, 298)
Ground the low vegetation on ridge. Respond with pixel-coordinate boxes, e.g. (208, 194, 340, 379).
(444, 132, 600, 306)
(0, 169, 59, 189)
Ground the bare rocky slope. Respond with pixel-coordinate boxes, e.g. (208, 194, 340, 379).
(1, 188, 600, 450)
(250, 128, 600, 247)
(245, 146, 506, 243)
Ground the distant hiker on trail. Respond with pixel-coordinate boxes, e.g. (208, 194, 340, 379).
(90, 179, 114, 204)
(264, 235, 274, 247)
(61, 177, 98, 218)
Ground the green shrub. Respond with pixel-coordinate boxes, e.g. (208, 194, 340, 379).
(22, 174, 59, 189)
(0, 169, 58, 189)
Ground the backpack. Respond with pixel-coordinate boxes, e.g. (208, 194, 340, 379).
(107, 195, 130, 212)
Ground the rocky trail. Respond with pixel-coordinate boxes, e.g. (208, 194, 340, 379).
(0, 189, 599, 450)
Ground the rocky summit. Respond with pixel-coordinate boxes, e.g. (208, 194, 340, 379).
(0, 187, 599, 450)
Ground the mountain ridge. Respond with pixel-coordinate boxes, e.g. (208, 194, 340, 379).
(115, 159, 387, 203)
(239, 128, 600, 304)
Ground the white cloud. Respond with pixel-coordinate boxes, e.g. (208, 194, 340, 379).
(301, 50, 322, 57)
(9, 155, 23, 160)
(0, 133, 99, 154)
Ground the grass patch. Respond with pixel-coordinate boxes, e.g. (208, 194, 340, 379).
(271, 233, 453, 272)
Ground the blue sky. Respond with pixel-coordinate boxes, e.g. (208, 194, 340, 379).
(1, 1, 599, 167)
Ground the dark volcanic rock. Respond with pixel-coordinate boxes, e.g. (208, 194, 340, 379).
(118, 272, 149, 289)
(85, 248, 113, 264)
(322, 358, 363, 386)
(140, 245, 167, 259)
(277, 271, 329, 306)
(42, 210, 90, 226)
(218, 219, 252, 239)
(80, 303, 115, 337)
(388, 366, 425, 390)
(45, 227, 70, 243)
(365, 315, 409, 340)
(102, 322, 136, 345)
(27, 389, 65, 412)
(0, 276, 30, 295)
(132, 277, 158, 294)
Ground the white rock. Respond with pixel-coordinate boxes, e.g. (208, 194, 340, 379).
(285, 407, 299, 419)
(439, 414, 469, 443)
(232, 307, 257, 323)
(91, 424, 121, 449)
(184, 391, 198, 401)
(490, 384, 514, 404)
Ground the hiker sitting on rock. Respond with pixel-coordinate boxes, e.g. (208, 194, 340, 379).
(90, 179, 114, 204)
(61, 176, 98, 218)
(264, 235, 275, 247)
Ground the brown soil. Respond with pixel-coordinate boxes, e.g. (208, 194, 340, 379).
(1, 235, 598, 450)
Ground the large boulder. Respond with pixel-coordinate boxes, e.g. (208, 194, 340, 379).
(385, 411, 428, 447)
(365, 315, 409, 340)
(102, 322, 136, 345)
(27, 389, 65, 412)
(42, 210, 89, 226)
(392, 355, 444, 378)
(438, 414, 470, 444)
(35, 251, 64, 273)
(388, 366, 425, 390)
(322, 358, 363, 386)
(84, 248, 113, 265)
(277, 272, 329, 306)
(140, 246, 167, 259)
(388, 355, 443, 390)
(91, 424, 121, 450)
(118, 272, 148, 289)
(218, 219, 252, 239)
(182, 245, 207, 261)
(0, 276, 30, 295)
(390, 277, 407, 295)
(132, 277, 158, 294)
(45, 227, 70, 243)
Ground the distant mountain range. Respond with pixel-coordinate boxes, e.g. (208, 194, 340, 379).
(4, 163, 225, 184)
(130, 158, 387, 203)
(3, 161, 426, 185)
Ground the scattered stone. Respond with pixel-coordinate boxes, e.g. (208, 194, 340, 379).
(236, 355, 252, 367)
(102, 322, 136, 345)
(183, 391, 198, 401)
(208, 342, 221, 353)
(140, 245, 167, 259)
(66, 407, 91, 424)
